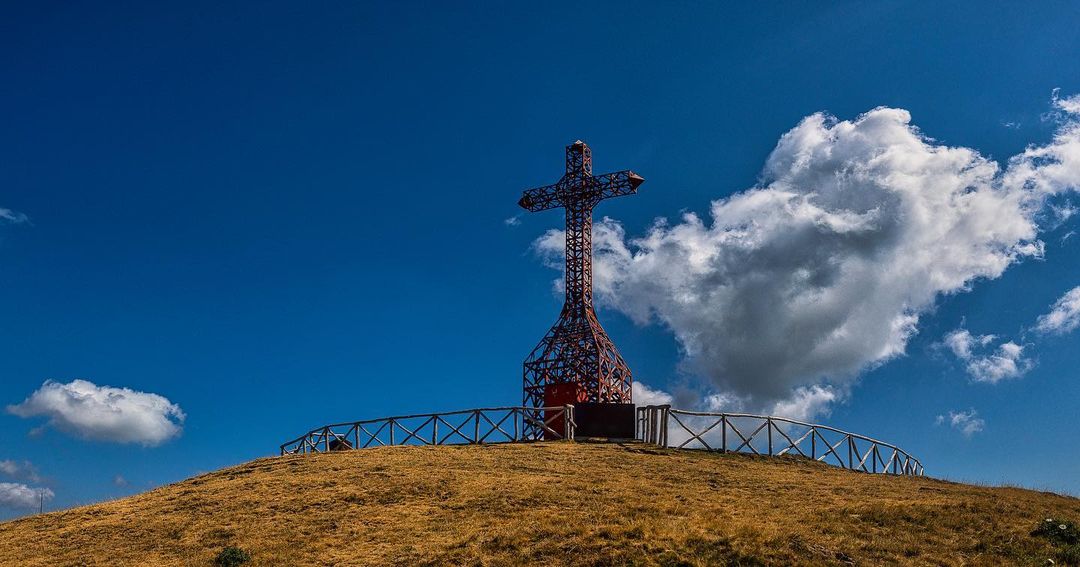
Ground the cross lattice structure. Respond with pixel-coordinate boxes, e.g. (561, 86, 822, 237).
(517, 140, 644, 432)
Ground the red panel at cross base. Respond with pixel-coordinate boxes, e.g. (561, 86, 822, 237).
(544, 382, 588, 406)
(542, 382, 588, 440)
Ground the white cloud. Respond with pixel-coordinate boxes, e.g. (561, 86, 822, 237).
(1051, 201, 1079, 223)
(943, 328, 988, 360)
(636, 381, 836, 422)
(703, 391, 739, 413)
(966, 341, 1030, 383)
(1035, 286, 1080, 334)
(767, 385, 838, 422)
(703, 384, 837, 421)
(0, 482, 52, 510)
(632, 381, 674, 407)
(535, 96, 1080, 414)
(0, 208, 28, 224)
(936, 409, 986, 437)
(113, 475, 128, 488)
(7, 379, 185, 446)
(942, 328, 1031, 383)
(1052, 89, 1080, 116)
(0, 461, 20, 476)
(0, 460, 41, 483)
(504, 215, 522, 226)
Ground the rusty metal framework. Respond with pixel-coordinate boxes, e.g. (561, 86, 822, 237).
(517, 141, 643, 435)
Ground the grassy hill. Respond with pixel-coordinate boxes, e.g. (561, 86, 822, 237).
(1, 442, 1078, 566)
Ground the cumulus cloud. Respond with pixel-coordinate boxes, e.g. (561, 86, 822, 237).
(942, 329, 1032, 383)
(0, 483, 52, 510)
(0, 208, 28, 224)
(7, 380, 185, 446)
(936, 409, 986, 437)
(1035, 286, 1080, 334)
(535, 94, 1080, 416)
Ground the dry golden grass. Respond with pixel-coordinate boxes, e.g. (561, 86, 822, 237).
(1, 442, 1078, 566)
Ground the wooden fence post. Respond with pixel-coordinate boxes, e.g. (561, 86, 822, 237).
(474, 410, 480, 444)
(564, 404, 575, 441)
(721, 415, 727, 453)
(656, 406, 665, 447)
(767, 418, 773, 455)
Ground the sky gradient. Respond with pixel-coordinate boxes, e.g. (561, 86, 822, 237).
(2, 2, 1080, 517)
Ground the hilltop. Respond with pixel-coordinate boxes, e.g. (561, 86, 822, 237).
(1, 442, 1078, 566)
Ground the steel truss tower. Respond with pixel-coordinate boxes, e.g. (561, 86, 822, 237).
(517, 141, 644, 434)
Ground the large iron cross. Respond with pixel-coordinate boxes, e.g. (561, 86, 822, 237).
(517, 140, 643, 419)
(518, 140, 643, 307)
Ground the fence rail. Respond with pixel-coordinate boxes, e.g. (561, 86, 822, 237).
(279, 404, 922, 476)
(637, 405, 923, 476)
(280, 405, 576, 455)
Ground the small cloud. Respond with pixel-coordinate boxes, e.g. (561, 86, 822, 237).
(113, 475, 128, 488)
(1035, 286, 1080, 335)
(504, 215, 522, 227)
(7, 379, 185, 446)
(0, 208, 29, 225)
(704, 392, 739, 413)
(0, 482, 53, 510)
(768, 385, 838, 422)
(1001, 120, 1021, 130)
(0, 460, 42, 483)
(1043, 88, 1080, 124)
(943, 328, 985, 361)
(936, 409, 985, 437)
(1061, 231, 1076, 245)
(942, 329, 1032, 384)
(1051, 201, 1079, 224)
(1053, 88, 1080, 115)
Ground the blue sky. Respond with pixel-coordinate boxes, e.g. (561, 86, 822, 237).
(2, 2, 1080, 517)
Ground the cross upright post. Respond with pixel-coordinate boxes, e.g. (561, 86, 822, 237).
(517, 140, 643, 438)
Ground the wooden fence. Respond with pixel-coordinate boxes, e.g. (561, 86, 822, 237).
(279, 405, 576, 455)
(279, 404, 923, 476)
(637, 405, 923, 476)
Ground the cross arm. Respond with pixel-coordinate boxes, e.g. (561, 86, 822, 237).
(591, 170, 645, 202)
(518, 182, 562, 212)
(517, 170, 644, 212)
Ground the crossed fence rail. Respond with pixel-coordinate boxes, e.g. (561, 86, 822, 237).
(638, 405, 923, 476)
(279, 405, 575, 455)
(279, 403, 922, 476)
